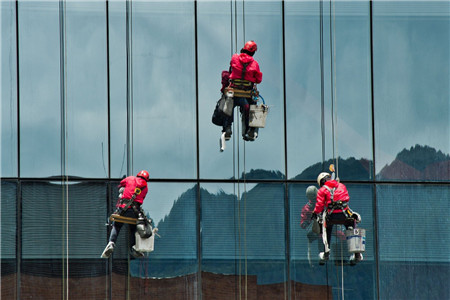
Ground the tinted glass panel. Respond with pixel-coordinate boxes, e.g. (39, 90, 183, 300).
(108, 0, 128, 179)
(373, 1, 450, 180)
(1, 1, 18, 177)
(236, 1, 285, 180)
(201, 182, 287, 298)
(18, 1, 61, 177)
(1, 181, 17, 299)
(286, 1, 373, 181)
(136, 182, 197, 275)
(131, 1, 197, 179)
(290, 183, 376, 299)
(197, 0, 235, 179)
(65, 2, 108, 178)
(377, 184, 450, 299)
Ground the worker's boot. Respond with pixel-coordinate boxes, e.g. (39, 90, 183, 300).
(319, 251, 330, 265)
(247, 128, 257, 141)
(131, 246, 144, 258)
(101, 241, 115, 258)
(224, 126, 232, 140)
(349, 253, 363, 265)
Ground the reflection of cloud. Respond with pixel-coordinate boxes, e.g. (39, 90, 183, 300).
(3, 0, 449, 181)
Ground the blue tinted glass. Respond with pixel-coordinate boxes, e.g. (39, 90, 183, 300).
(133, 182, 197, 278)
(286, 1, 373, 181)
(201, 182, 287, 298)
(18, 1, 61, 177)
(108, 0, 128, 179)
(1, 180, 17, 258)
(237, 1, 285, 180)
(65, 2, 108, 178)
(373, 1, 450, 180)
(1, 1, 18, 177)
(131, 1, 197, 179)
(197, 1, 235, 179)
(285, 1, 323, 180)
(290, 183, 376, 299)
(1, 180, 17, 297)
(377, 184, 450, 299)
(198, 1, 285, 180)
(22, 181, 64, 258)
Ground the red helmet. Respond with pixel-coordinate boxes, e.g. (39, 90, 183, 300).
(137, 170, 150, 181)
(243, 40, 257, 53)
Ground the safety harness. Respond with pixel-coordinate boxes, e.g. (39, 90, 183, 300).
(227, 62, 258, 98)
(323, 185, 353, 219)
(109, 187, 146, 225)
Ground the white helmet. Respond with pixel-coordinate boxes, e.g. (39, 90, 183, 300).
(306, 185, 318, 201)
(317, 172, 331, 187)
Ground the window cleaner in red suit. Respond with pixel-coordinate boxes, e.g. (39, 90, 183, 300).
(312, 172, 363, 265)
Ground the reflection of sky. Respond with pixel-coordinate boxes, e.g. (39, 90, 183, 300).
(1, 3, 449, 181)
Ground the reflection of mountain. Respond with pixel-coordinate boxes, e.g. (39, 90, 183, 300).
(136, 144, 449, 285)
(293, 157, 372, 180)
(378, 145, 450, 180)
(150, 145, 449, 252)
(236, 169, 285, 180)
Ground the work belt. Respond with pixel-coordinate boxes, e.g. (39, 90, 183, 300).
(327, 202, 354, 220)
(227, 79, 257, 98)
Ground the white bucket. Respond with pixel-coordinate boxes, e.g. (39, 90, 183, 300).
(219, 94, 234, 116)
(345, 228, 366, 253)
(135, 231, 155, 252)
(248, 104, 269, 128)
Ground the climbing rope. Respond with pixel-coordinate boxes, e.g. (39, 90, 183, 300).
(328, 0, 345, 298)
(58, 0, 69, 298)
(320, 0, 345, 298)
(330, 0, 339, 180)
(230, 0, 248, 298)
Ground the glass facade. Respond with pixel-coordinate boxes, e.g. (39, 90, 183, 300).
(1, 1, 449, 299)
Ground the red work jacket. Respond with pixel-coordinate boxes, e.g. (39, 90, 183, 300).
(314, 180, 349, 214)
(229, 53, 262, 84)
(117, 176, 148, 208)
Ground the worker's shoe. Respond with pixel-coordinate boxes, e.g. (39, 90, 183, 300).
(247, 128, 257, 140)
(224, 126, 232, 140)
(131, 246, 144, 258)
(349, 253, 363, 265)
(243, 128, 257, 141)
(101, 241, 115, 258)
(319, 251, 330, 265)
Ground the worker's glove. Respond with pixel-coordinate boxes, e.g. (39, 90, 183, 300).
(353, 212, 361, 223)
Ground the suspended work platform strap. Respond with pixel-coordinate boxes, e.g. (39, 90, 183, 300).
(109, 214, 137, 225)
(227, 79, 258, 98)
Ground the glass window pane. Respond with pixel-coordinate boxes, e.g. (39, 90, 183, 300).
(286, 1, 373, 181)
(21, 181, 63, 298)
(198, 1, 285, 180)
(237, 1, 285, 180)
(285, 1, 323, 180)
(18, 1, 61, 177)
(377, 184, 450, 299)
(201, 182, 287, 298)
(197, 0, 235, 179)
(131, 1, 197, 179)
(1, 1, 18, 177)
(65, 2, 108, 178)
(1, 180, 17, 298)
(373, 1, 450, 180)
(129, 182, 198, 298)
(290, 183, 377, 299)
(108, 0, 128, 179)
(21, 181, 108, 298)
